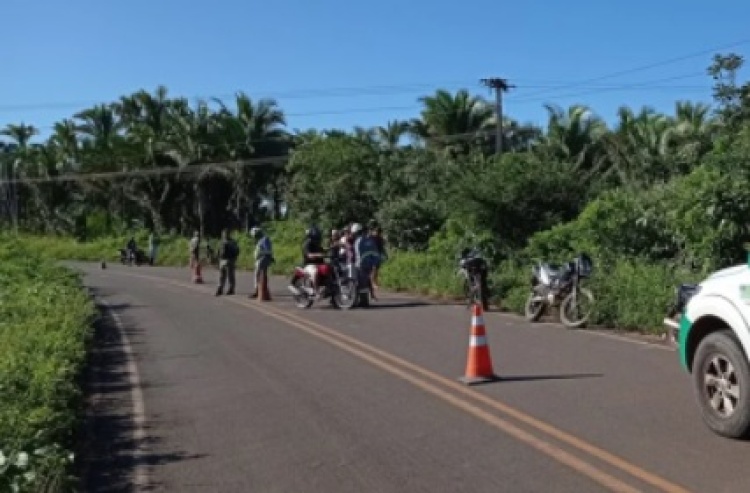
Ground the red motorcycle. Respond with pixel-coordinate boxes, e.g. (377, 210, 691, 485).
(288, 256, 358, 309)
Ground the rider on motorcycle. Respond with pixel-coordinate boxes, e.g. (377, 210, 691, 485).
(301, 225, 326, 296)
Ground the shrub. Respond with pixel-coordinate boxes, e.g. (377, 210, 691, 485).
(0, 237, 95, 492)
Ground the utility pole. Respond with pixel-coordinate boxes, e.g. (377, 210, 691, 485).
(480, 78, 515, 155)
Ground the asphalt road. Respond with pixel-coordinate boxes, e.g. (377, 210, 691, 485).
(73, 262, 750, 493)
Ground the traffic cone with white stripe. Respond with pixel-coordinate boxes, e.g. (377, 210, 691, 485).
(459, 303, 499, 385)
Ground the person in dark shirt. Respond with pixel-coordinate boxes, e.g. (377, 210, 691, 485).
(126, 237, 137, 263)
(288, 225, 326, 296)
(215, 229, 240, 296)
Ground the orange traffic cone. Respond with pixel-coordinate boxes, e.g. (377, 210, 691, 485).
(258, 269, 272, 301)
(459, 303, 499, 385)
(192, 261, 204, 284)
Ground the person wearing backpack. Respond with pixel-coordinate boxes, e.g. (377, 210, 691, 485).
(215, 229, 240, 296)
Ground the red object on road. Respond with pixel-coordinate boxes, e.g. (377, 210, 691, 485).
(258, 270, 271, 301)
(459, 304, 499, 385)
(192, 262, 204, 284)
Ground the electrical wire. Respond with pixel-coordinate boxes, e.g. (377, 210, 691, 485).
(517, 37, 750, 100)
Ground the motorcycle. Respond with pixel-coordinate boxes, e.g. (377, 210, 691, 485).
(663, 283, 700, 347)
(288, 255, 359, 310)
(457, 247, 490, 310)
(119, 248, 147, 266)
(524, 253, 594, 328)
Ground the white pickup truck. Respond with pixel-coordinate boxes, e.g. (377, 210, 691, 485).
(664, 262, 750, 439)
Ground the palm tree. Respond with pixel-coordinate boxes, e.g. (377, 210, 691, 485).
(601, 106, 676, 185)
(412, 89, 494, 150)
(540, 104, 607, 170)
(213, 92, 289, 222)
(74, 105, 122, 154)
(164, 100, 232, 235)
(667, 101, 715, 161)
(0, 123, 38, 149)
(376, 120, 409, 150)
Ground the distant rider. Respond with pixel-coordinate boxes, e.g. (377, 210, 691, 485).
(126, 236, 137, 263)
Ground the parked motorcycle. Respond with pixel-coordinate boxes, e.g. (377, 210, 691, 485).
(119, 248, 147, 266)
(288, 256, 359, 309)
(524, 253, 594, 328)
(457, 247, 490, 310)
(663, 283, 700, 347)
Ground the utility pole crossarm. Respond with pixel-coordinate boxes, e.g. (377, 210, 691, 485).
(480, 77, 515, 155)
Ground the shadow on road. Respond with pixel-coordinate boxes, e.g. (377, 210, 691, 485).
(77, 300, 205, 493)
(498, 373, 604, 383)
(367, 300, 432, 309)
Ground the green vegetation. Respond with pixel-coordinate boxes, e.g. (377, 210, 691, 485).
(3, 53, 750, 335)
(0, 238, 95, 492)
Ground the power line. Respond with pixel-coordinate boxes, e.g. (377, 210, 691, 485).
(5, 81, 716, 135)
(518, 37, 750, 100)
(0, 156, 289, 185)
(0, 54, 723, 116)
(511, 72, 711, 104)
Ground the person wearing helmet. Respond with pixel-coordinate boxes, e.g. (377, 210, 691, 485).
(289, 225, 326, 296)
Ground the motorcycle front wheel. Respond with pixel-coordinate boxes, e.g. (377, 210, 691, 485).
(334, 278, 357, 310)
(560, 288, 595, 328)
(524, 292, 545, 322)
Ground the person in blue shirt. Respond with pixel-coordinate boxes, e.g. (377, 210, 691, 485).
(250, 227, 274, 298)
(351, 223, 380, 300)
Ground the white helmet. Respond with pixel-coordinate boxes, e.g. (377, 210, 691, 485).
(351, 223, 363, 235)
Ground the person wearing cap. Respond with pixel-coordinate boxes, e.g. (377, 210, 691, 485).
(249, 226, 274, 298)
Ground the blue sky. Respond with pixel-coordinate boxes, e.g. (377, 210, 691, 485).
(2, 0, 750, 141)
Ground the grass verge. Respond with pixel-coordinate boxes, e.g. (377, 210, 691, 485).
(0, 237, 96, 492)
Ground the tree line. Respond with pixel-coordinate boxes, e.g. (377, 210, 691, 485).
(2, 53, 750, 275)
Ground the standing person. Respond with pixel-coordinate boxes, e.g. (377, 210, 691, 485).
(352, 223, 380, 300)
(189, 230, 201, 269)
(188, 230, 205, 283)
(148, 229, 160, 266)
(370, 225, 387, 289)
(249, 227, 274, 299)
(215, 229, 240, 296)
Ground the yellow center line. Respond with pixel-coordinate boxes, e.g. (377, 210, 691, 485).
(101, 269, 693, 493)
